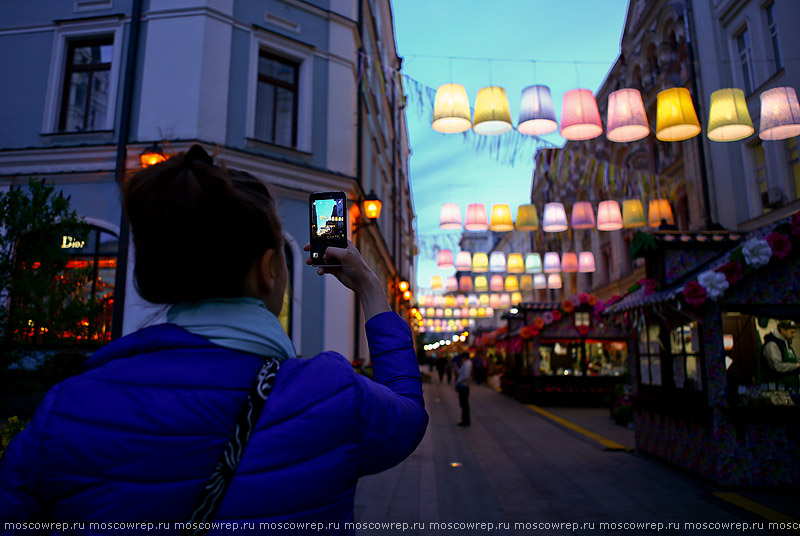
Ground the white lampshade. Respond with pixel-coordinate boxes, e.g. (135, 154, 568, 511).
(542, 202, 568, 232)
(465, 203, 488, 231)
(489, 251, 507, 272)
(596, 200, 623, 231)
(432, 83, 472, 133)
(434, 296, 445, 307)
(518, 85, 558, 136)
(525, 253, 543, 273)
(473, 86, 513, 135)
(440, 203, 462, 229)
(437, 249, 454, 269)
(455, 251, 473, 271)
(543, 252, 561, 273)
(533, 274, 547, 289)
(547, 274, 563, 289)
(578, 252, 596, 273)
(759, 86, 800, 140)
(445, 276, 458, 292)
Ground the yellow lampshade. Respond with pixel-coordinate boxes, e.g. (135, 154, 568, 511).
(479, 293, 490, 306)
(474, 275, 489, 293)
(489, 204, 514, 231)
(507, 253, 525, 273)
(515, 204, 539, 230)
(648, 199, 675, 228)
(606, 88, 650, 142)
(656, 87, 701, 141)
(431, 275, 443, 290)
(473, 86, 513, 136)
(364, 194, 382, 220)
(561, 252, 578, 273)
(707, 88, 754, 142)
(444, 295, 456, 308)
(622, 199, 647, 228)
(511, 291, 522, 305)
(472, 252, 489, 272)
(432, 83, 472, 133)
(504, 275, 520, 292)
(520, 274, 533, 291)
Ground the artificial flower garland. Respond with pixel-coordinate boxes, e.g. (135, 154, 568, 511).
(519, 292, 604, 340)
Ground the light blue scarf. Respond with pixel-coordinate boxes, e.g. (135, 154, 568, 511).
(167, 297, 296, 362)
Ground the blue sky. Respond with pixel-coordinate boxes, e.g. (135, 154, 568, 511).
(390, 0, 630, 291)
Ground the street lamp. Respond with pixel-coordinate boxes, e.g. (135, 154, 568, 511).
(363, 191, 382, 220)
(140, 143, 167, 168)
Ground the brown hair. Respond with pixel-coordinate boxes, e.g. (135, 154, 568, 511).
(123, 145, 283, 304)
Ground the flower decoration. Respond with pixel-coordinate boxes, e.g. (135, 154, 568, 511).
(587, 294, 598, 306)
(577, 324, 590, 336)
(715, 260, 743, 285)
(552, 310, 562, 322)
(520, 326, 531, 339)
(766, 231, 792, 260)
(640, 279, 659, 296)
(741, 238, 772, 268)
(542, 311, 554, 324)
(562, 299, 575, 314)
(697, 270, 729, 301)
(530, 328, 540, 338)
(578, 292, 590, 304)
(683, 280, 707, 307)
(533, 317, 545, 330)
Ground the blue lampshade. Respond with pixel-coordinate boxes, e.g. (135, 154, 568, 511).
(518, 85, 558, 136)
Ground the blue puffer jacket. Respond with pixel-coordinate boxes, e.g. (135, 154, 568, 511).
(0, 311, 427, 533)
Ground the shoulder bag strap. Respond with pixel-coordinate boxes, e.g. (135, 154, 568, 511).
(183, 358, 281, 536)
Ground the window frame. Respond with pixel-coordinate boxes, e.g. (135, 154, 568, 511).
(735, 26, 755, 95)
(58, 37, 114, 132)
(764, 2, 783, 72)
(255, 51, 300, 148)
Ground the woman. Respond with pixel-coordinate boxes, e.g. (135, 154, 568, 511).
(0, 145, 428, 530)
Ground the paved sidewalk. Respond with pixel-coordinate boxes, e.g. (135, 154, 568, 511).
(354, 381, 800, 535)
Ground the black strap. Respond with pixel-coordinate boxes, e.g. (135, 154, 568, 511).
(183, 359, 281, 535)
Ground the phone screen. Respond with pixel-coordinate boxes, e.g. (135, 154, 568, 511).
(309, 192, 347, 265)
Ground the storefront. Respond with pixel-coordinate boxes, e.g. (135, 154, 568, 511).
(606, 214, 800, 485)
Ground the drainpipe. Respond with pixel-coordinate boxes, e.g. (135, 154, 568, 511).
(110, 0, 143, 339)
(353, 0, 364, 363)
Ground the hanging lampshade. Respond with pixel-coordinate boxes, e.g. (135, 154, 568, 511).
(542, 202, 568, 232)
(459, 275, 474, 293)
(472, 252, 489, 272)
(440, 203, 463, 229)
(489, 204, 514, 231)
(432, 83, 472, 133)
(434, 296, 445, 307)
(561, 252, 579, 272)
(489, 294, 501, 309)
(468, 307, 478, 318)
(485, 307, 495, 317)
(490, 275, 504, 292)
(479, 293, 490, 306)
(606, 88, 650, 142)
(426, 307, 435, 317)
(465, 203, 489, 231)
(445, 276, 458, 292)
(499, 294, 511, 309)
(474, 275, 489, 293)
(596, 200, 623, 231)
(648, 199, 675, 228)
(707, 88, 754, 142)
(525, 253, 543, 273)
(466, 294, 478, 306)
(533, 274, 547, 289)
(511, 291, 522, 305)
(431, 275, 443, 290)
(578, 251, 596, 273)
(570, 201, 596, 229)
(759, 86, 800, 141)
(622, 199, 647, 228)
(444, 295, 456, 308)
(515, 204, 539, 230)
(437, 249, 454, 269)
(444, 308, 452, 317)
(518, 85, 558, 136)
(547, 274, 563, 289)
(489, 251, 507, 272)
(656, 87, 701, 141)
(473, 86, 513, 135)
(560, 89, 603, 140)
(543, 252, 560, 273)
(507, 253, 525, 273)
(520, 274, 533, 291)
(456, 295, 467, 307)
(453, 308, 462, 318)
(455, 251, 472, 271)
(504, 275, 520, 292)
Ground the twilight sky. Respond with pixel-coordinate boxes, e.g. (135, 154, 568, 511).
(390, 0, 630, 291)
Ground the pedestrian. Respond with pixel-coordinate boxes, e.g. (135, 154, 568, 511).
(0, 145, 428, 528)
(453, 352, 472, 427)
(445, 356, 453, 384)
(761, 319, 800, 387)
(435, 354, 446, 383)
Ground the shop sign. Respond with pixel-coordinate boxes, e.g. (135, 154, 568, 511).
(61, 235, 85, 249)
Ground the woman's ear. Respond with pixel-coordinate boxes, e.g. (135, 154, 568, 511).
(244, 248, 276, 299)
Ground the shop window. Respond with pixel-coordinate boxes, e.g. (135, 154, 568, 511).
(255, 52, 299, 148)
(638, 321, 662, 386)
(736, 27, 754, 94)
(59, 38, 113, 132)
(670, 322, 702, 390)
(765, 3, 783, 72)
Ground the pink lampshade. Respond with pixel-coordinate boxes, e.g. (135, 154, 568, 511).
(596, 200, 623, 231)
(465, 203, 488, 231)
(578, 252, 596, 273)
(461, 307, 470, 317)
(456, 295, 467, 307)
(437, 249, 454, 269)
(543, 252, 560, 273)
(434, 296, 445, 307)
(455, 251, 472, 271)
(490, 294, 501, 309)
(606, 88, 650, 142)
(547, 274, 563, 289)
(570, 201, 596, 229)
(489, 251, 507, 272)
(542, 202, 568, 232)
(445, 276, 458, 292)
(489, 274, 504, 292)
(440, 203, 462, 229)
(499, 293, 511, 309)
(560, 89, 603, 141)
(459, 275, 474, 292)
(561, 252, 578, 272)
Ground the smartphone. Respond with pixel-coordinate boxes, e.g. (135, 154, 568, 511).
(309, 191, 347, 265)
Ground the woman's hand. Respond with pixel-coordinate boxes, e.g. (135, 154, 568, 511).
(304, 241, 390, 320)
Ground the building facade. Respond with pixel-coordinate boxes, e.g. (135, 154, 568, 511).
(0, 0, 415, 362)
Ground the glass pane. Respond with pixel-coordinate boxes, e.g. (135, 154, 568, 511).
(86, 70, 109, 130)
(670, 326, 683, 354)
(673, 356, 686, 389)
(640, 356, 650, 385)
(650, 356, 662, 385)
(259, 55, 296, 83)
(686, 355, 700, 389)
(64, 72, 89, 131)
(274, 87, 295, 147)
(73, 43, 112, 65)
(98, 231, 119, 255)
(61, 229, 95, 255)
(255, 81, 275, 143)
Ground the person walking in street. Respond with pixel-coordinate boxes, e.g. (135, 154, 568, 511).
(453, 352, 472, 427)
(0, 145, 428, 530)
(435, 354, 447, 384)
(761, 319, 800, 387)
